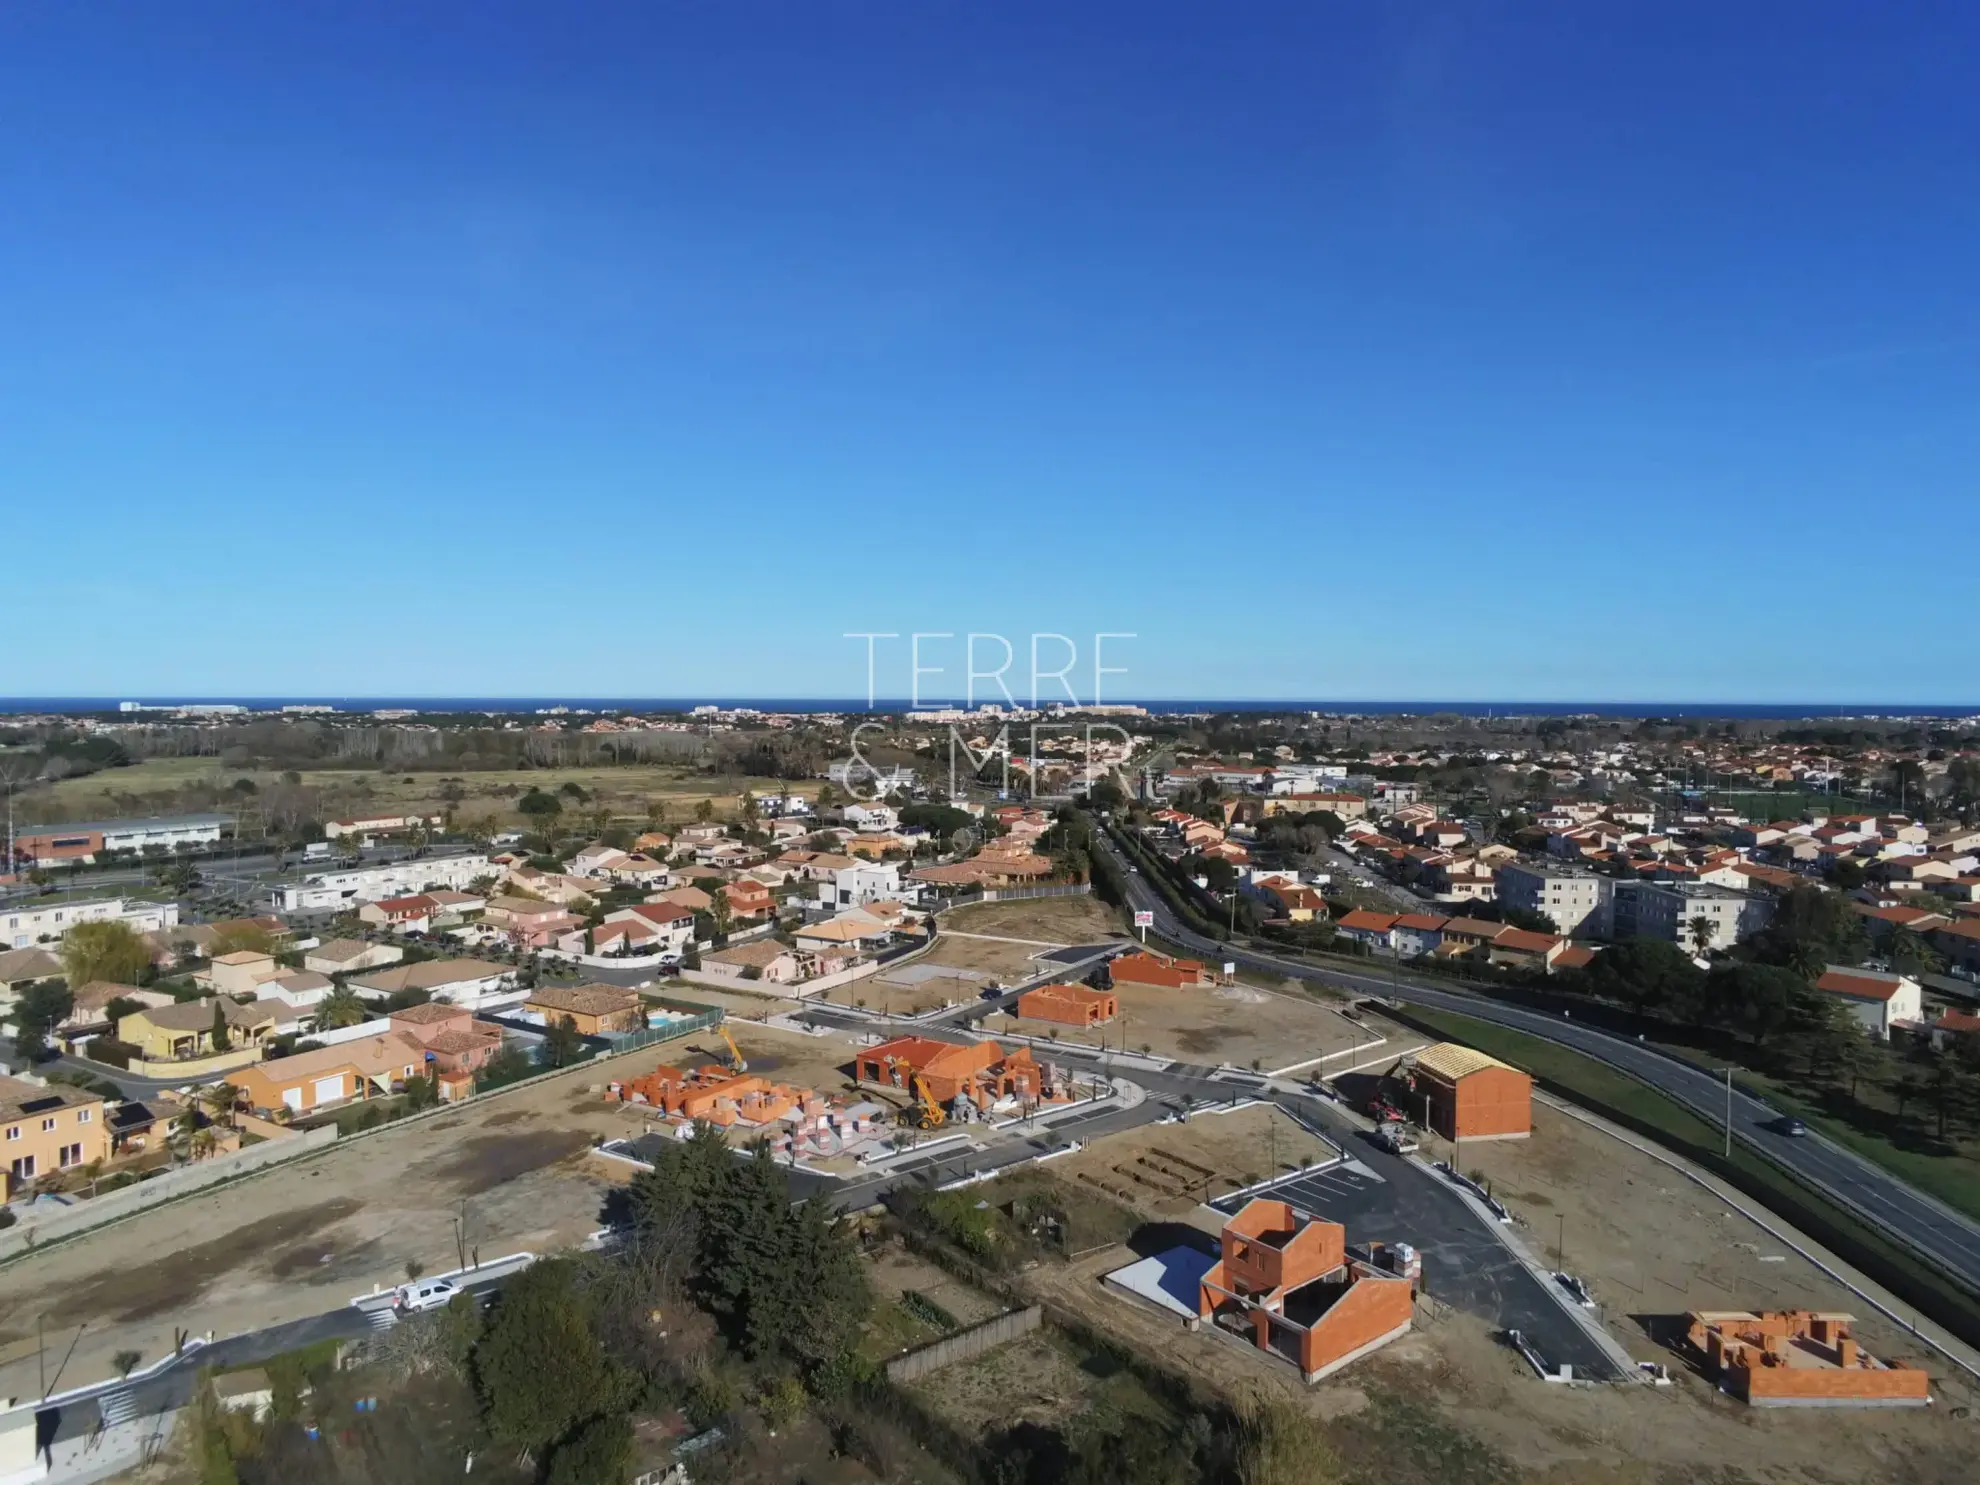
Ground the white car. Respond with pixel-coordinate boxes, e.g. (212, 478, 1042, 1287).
(395, 1278, 460, 1313)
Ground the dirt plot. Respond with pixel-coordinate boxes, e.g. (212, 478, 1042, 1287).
(1024, 1235, 1979, 1485)
(940, 895, 1122, 943)
(0, 1039, 733, 1402)
(865, 1247, 1006, 1330)
(1449, 1102, 1973, 1387)
(1055, 1105, 1340, 1217)
(996, 979, 1364, 1072)
(908, 1328, 1177, 1440)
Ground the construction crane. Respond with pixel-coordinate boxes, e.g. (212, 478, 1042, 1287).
(909, 1074, 947, 1130)
(718, 1025, 748, 1074)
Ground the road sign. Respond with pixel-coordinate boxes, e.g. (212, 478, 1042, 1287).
(1133, 911, 1153, 927)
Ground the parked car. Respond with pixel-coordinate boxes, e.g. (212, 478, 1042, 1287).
(395, 1278, 460, 1313)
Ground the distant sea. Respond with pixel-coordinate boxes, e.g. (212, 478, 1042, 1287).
(4, 697, 1978, 720)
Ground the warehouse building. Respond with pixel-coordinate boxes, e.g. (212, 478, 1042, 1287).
(1410, 1042, 1532, 1143)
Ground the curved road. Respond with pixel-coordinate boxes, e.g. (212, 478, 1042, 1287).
(1097, 831, 1980, 1296)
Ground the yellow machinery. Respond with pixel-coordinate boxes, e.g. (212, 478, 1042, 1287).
(909, 1074, 947, 1130)
(719, 1025, 748, 1074)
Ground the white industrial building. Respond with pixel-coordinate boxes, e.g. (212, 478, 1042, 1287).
(275, 853, 493, 912)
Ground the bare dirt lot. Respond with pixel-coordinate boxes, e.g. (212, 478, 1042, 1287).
(995, 979, 1366, 1072)
(939, 895, 1123, 944)
(866, 935, 1046, 1014)
(0, 1031, 815, 1399)
(1446, 1100, 1969, 1385)
(1023, 1231, 1980, 1485)
(1054, 1104, 1340, 1216)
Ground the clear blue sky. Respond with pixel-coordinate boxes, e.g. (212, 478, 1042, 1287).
(4, 3, 1977, 704)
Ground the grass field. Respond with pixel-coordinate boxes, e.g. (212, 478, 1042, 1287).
(1391, 1003, 1980, 1353)
(24, 758, 816, 832)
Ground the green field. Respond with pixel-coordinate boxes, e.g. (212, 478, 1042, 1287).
(22, 759, 818, 833)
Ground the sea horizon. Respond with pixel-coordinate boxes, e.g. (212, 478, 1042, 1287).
(4, 697, 1978, 721)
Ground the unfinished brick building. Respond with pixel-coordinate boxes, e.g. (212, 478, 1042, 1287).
(1109, 950, 1211, 989)
(855, 1035, 1070, 1112)
(1016, 982, 1118, 1027)
(1196, 1198, 1416, 1382)
(1686, 1311, 1929, 1407)
(1410, 1042, 1532, 1143)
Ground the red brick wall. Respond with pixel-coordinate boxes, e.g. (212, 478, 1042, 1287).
(1453, 1065, 1532, 1139)
(1301, 1277, 1414, 1376)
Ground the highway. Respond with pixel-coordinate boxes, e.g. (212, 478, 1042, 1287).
(1095, 827, 1980, 1296)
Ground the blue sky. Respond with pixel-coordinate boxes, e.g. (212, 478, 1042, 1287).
(3, 2, 1977, 704)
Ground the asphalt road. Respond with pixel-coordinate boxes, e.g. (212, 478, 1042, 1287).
(1096, 830, 1980, 1295)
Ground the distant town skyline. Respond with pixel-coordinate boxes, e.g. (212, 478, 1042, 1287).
(3, 3, 1976, 700)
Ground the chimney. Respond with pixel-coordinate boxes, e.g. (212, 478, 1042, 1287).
(1837, 1336, 1858, 1368)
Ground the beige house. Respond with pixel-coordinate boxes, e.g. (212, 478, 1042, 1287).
(700, 940, 806, 985)
(200, 950, 284, 998)
(303, 938, 405, 976)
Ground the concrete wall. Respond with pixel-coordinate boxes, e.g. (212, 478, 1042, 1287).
(0, 1125, 337, 1261)
(124, 1045, 265, 1080)
(885, 1305, 1041, 1383)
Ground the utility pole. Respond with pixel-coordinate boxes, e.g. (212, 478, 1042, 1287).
(1724, 1065, 1733, 1158)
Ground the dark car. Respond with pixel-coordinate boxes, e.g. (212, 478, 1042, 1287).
(1773, 1116, 1809, 1137)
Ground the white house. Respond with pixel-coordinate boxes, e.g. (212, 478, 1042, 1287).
(818, 861, 902, 910)
(843, 803, 900, 833)
(1815, 967, 1923, 1039)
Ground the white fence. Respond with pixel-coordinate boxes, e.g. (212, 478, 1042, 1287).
(0, 1125, 339, 1262)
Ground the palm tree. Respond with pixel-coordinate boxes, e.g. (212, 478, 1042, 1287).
(1687, 916, 1716, 957)
(201, 1082, 238, 1130)
(317, 983, 367, 1029)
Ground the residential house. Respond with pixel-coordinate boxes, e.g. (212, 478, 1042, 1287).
(524, 984, 646, 1035)
(0, 946, 64, 1000)
(303, 938, 404, 976)
(1016, 982, 1117, 1026)
(1195, 1198, 1415, 1383)
(700, 940, 807, 985)
(117, 998, 278, 1062)
(569, 843, 631, 877)
(483, 896, 586, 948)
(792, 914, 895, 955)
(389, 1002, 504, 1074)
(0, 1076, 110, 1195)
(1109, 949, 1211, 989)
(818, 861, 902, 910)
(200, 950, 284, 998)
(854, 1036, 1050, 1109)
(1815, 967, 1923, 1039)
(358, 894, 441, 933)
(1334, 910, 1400, 953)
(349, 957, 515, 1009)
(1391, 913, 1449, 958)
(721, 879, 776, 921)
(58, 980, 172, 1036)
(601, 901, 697, 955)
(228, 1032, 427, 1115)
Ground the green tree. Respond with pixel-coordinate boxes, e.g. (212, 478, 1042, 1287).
(518, 789, 563, 827)
(473, 1259, 632, 1456)
(694, 797, 715, 824)
(543, 1014, 583, 1068)
(207, 922, 274, 958)
(546, 1412, 633, 1485)
(11, 980, 75, 1062)
(60, 920, 150, 989)
(316, 983, 367, 1029)
(1687, 915, 1716, 957)
(402, 1072, 440, 1111)
(210, 1000, 232, 1052)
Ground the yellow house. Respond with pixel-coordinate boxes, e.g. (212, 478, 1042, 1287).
(119, 998, 278, 1062)
(1, 1075, 110, 1195)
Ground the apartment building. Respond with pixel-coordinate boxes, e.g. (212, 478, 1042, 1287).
(1612, 881, 1773, 951)
(3, 896, 181, 950)
(276, 853, 492, 911)
(1494, 863, 1610, 935)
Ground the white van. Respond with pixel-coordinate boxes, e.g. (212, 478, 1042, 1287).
(394, 1278, 460, 1313)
